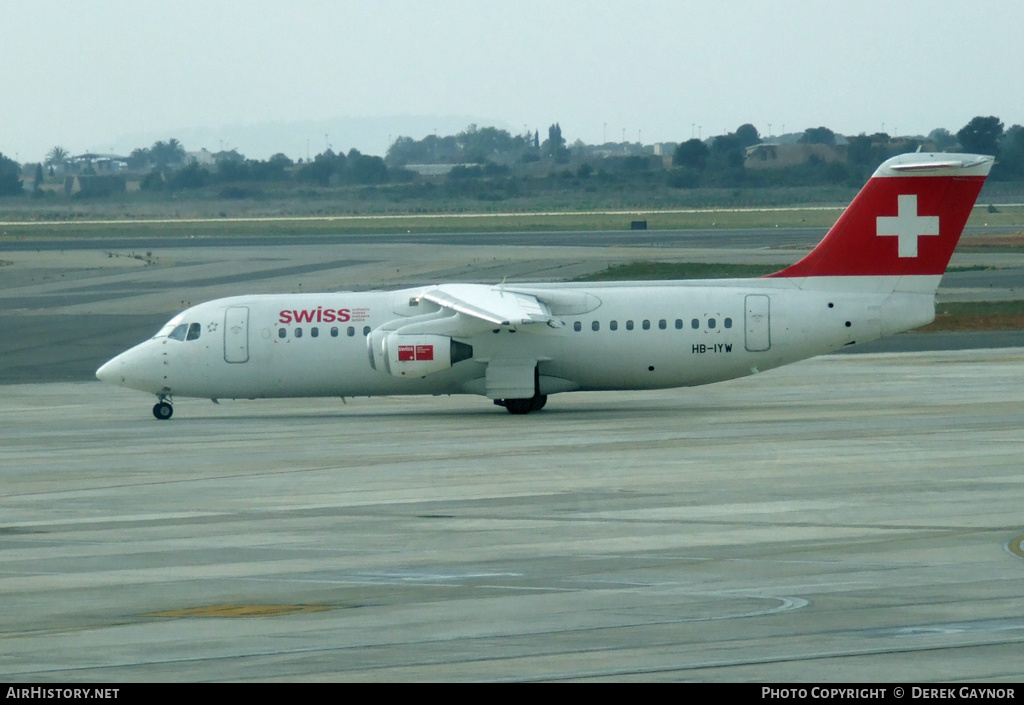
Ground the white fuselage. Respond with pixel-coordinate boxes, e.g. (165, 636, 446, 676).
(97, 276, 936, 402)
(96, 153, 993, 416)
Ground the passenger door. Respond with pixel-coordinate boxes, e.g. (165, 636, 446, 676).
(744, 295, 770, 352)
(224, 307, 250, 363)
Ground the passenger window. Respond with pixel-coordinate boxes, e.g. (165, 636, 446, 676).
(168, 324, 188, 341)
(278, 328, 286, 339)
(186, 323, 201, 341)
(642, 320, 650, 330)
(573, 321, 581, 332)
(610, 320, 618, 331)
(626, 320, 634, 331)
(675, 319, 683, 329)
(658, 319, 666, 330)
(347, 326, 355, 337)
(691, 319, 699, 329)
(295, 327, 303, 338)
(363, 326, 371, 336)
(724, 318, 733, 329)
(311, 327, 319, 338)
(708, 318, 716, 329)
(331, 327, 339, 337)
(592, 321, 600, 331)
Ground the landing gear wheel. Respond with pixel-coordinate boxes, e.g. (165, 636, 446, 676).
(153, 401, 174, 420)
(504, 398, 534, 414)
(501, 394, 547, 415)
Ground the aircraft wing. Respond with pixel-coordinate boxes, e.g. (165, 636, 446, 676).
(418, 284, 557, 327)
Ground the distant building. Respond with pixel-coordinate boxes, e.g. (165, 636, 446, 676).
(67, 153, 129, 173)
(187, 149, 216, 166)
(744, 143, 844, 170)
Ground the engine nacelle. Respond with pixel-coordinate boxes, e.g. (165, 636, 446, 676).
(381, 334, 473, 378)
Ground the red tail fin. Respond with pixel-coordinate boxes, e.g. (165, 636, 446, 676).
(769, 153, 993, 278)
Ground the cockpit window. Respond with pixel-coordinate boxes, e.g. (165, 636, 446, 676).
(168, 324, 189, 341)
(155, 322, 177, 338)
(186, 323, 201, 341)
(154, 314, 186, 339)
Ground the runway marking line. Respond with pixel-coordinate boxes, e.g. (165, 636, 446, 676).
(146, 604, 334, 618)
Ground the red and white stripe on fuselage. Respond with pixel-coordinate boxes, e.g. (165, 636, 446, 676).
(769, 153, 993, 281)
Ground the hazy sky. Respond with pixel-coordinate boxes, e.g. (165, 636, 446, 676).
(3, 0, 1022, 163)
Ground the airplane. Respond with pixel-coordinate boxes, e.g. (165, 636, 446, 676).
(96, 152, 993, 419)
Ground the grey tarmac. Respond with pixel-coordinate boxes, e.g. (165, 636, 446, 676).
(1, 230, 1023, 681)
(1, 352, 1023, 681)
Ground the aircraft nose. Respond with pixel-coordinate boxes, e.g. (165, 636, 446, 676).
(96, 344, 162, 392)
(96, 359, 113, 382)
(96, 354, 125, 384)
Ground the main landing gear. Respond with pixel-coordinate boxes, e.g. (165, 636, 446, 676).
(494, 394, 547, 415)
(153, 396, 173, 420)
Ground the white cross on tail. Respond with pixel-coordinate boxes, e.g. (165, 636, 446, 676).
(876, 194, 939, 258)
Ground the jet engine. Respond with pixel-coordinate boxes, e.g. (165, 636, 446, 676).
(372, 333, 473, 378)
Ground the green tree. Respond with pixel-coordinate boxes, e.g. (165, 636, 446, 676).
(249, 153, 292, 182)
(168, 161, 209, 189)
(216, 158, 250, 182)
(386, 136, 421, 166)
(297, 149, 345, 186)
(386, 133, 461, 165)
(45, 146, 69, 173)
(268, 153, 293, 168)
(927, 128, 957, 151)
(666, 168, 699, 188)
(998, 124, 1024, 179)
(673, 138, 709, 170)
(734, 123, 761, 148)
(542, 123, 568, 162)
(799, 127, 836, 145)
(347, 150, 388, 184)
(127, 147, 151, 170)
(711, 132, 744, 169)
(846, 134, 874, 167)
(0, 153, 21, 196)
(150, 138, 186, 168)
(214, 149, 245, 165)
(957, 116, 1003, 157)
(139, 168, 164, 191)
(457, 124, 523, 163)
